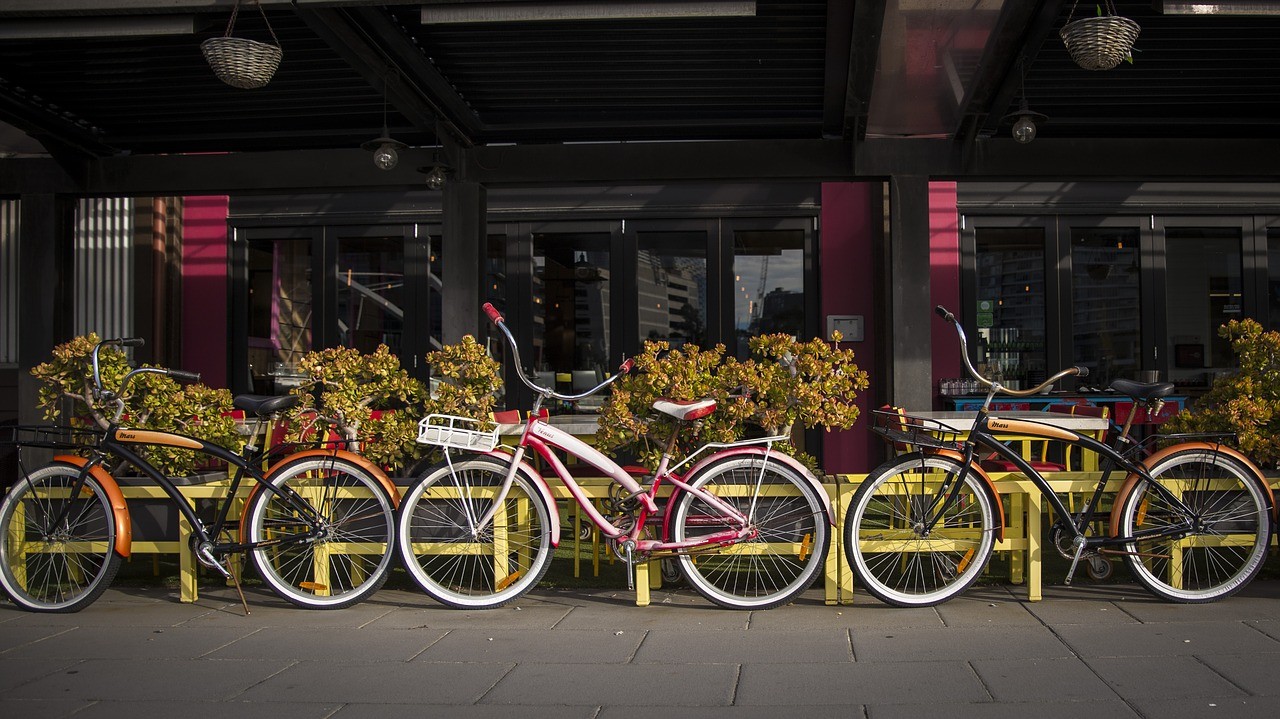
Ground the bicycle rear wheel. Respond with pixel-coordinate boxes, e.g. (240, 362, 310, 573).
(1118, 448, 1270, 603)
(669, 456, 829, 610)
(843, 453, 996, 607)
(0, 462, 122, 612)
(244, 456, 396, 609)
(397, 457, 553, 609)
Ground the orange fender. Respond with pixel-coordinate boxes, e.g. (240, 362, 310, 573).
(922, 449, 1006, 543)
(1109, 442, 1276, 538)
(51, 455, 132, 558)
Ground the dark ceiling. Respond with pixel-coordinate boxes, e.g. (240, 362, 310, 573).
(2, 0, 1280, 192)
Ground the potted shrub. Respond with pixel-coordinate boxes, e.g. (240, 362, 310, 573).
(1164, 318, 1280, 469)
(31, 333, 240, 478)
(32, 334, 242, 542)
(595, 333, 868, 471)
(283, 336, 503, 475)
(283, 344, 426, 472)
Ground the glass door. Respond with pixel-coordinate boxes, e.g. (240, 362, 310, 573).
(726, 219, 813, 358)
(1156, 219, 1247, 388)
(634, 220, 716, 349)
(1066, 223, 1145, 388)
(971, 226, 1049, 390)
(237, 229, 317, 394)
(334, 229, 407, 356)
(522, 225, 620, 412)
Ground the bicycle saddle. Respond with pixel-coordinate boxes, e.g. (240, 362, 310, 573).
(233, 394, 300, 417)
(1109, 379, 1175, 403)
(652, 398, 717, 421)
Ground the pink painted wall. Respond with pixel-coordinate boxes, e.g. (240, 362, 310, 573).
(181, 196, 229, 389)
(929, 181, 961, 401)
(820, 182, 880, 473)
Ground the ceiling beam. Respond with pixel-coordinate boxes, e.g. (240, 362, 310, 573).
(0, 1, 389, 16)
(0, 86, 116, 159)
(0, 140, 852, 195)
(820, 0, 855, 139)
(967, 0, 1068, 144)
(855, 138, 1280, 181)
(843, 0, 886, 141)
(293, 6, 467, 145)
(953, 0, 1062, 146)
(10, 137, 1280, 197)
(351, 6, 485, 143)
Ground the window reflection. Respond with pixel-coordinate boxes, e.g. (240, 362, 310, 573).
(337, 235, 403, 355)
(1071, 227, 1141, 387)
(1166, 228, 1242, 385)
(532, 232, 611, 412)
(974, 228, 1047, 389)
(247, 237, 312, 394)
(733, 229, 804, 357)
(637, 231, 708, 348)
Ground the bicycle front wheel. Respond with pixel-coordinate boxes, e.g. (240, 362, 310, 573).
(0, 462, 123, 612)
(397, 457, 553, 609)
(843, 453, 996, 607)
(1118, 448, 1271, 603)
(670, 456, 829, 610)
(244, 456, 397, 609)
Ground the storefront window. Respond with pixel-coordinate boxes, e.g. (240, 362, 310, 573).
(1071, 227, 1141, 387)
(532, 231, 611, 411)
(337, 234, 403, 355)
(246, 237, 312, 393)
(1165, 227, 1242, 383)
(732, 229, 804, 358)
(638, 230, 708, 348)
(1268, 232, 1280, 334)
(974, 228, 1047, 389)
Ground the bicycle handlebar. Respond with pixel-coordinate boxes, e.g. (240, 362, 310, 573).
(90, 337, 202, 423)
(935, 305, 1087, 398)
(482, 303, 632, 402)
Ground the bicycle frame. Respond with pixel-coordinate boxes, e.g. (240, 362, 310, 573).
(947, 409, 1210, 550)
(475, 413, 763, 554)
(47, 426, 333, 558)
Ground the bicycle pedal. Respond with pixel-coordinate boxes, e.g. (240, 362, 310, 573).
(195, 544, 233, 579)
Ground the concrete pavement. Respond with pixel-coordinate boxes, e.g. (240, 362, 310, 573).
(4, 580, 1280, 718)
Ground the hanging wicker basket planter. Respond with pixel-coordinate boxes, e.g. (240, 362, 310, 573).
(201, 0, 282, 89)
(1059, 1, 1140, 71)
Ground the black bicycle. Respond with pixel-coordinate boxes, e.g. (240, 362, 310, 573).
(0, 337, 398, 613)
(842, 307, 1274, 607)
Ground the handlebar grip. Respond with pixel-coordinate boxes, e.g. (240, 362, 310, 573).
(619, 358, 635, 374)
(482, 303, 504, 325)
(1073, 365, 1090, 378)
(119, 337, 145, 347)
(934, 306, 955, 323)
(167, 369, 201, 383)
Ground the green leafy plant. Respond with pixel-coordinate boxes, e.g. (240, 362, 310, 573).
(284, 344, 426, 471)
(31, 333, 240, 476)
(422, 334, 504, 420)
(596, 333, 868, 471)
(1165, 318, 1280, 468)
(284, 337, 503, 474)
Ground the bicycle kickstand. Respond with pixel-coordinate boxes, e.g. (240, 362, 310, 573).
(194, 541, 251, 616)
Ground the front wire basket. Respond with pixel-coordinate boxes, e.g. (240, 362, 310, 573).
(1, 424, 103, 451)
(870, 409, 963, 452)
(415, 414, 499, 452)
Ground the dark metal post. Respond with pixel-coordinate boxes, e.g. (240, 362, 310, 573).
(17, 194, 76, 424)
(441, 180, 487, 343)
(887, 175, 933, 410)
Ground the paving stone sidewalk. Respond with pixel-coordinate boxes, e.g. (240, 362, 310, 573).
(4, 580, 1280, 719)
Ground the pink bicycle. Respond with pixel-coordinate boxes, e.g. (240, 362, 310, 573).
(395, 303, 834, 609)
